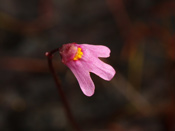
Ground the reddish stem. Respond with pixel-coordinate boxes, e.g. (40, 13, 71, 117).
(45, 49, 81, 131)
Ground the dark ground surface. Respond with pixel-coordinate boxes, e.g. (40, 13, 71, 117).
(0, 0, 175, 130)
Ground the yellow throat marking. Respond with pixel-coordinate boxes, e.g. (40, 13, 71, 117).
(73, 47, 83, 61)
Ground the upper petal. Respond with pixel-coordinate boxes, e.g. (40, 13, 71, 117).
(80, 44, 110, 58)
(66, 60, 95, 97)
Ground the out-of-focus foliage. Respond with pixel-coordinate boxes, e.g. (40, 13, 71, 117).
(0, 0, 174, 130)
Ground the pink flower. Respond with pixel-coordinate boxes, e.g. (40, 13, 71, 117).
(59, 43, 116, 97)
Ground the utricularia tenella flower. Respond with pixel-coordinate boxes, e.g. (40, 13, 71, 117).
(59, 43, 116, 97)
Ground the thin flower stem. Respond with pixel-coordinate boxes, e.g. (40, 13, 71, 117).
(45, 49, 81, 131)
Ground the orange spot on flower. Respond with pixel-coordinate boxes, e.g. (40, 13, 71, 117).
(73, 47, 83, 61)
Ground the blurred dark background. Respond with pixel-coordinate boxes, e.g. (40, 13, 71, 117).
(0, 0, 175, 130)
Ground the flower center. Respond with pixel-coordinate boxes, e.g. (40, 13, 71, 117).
(73, 47, 83, 61)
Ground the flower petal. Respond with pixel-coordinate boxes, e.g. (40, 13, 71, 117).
(80, 44, 110, 58)
(67, 61, 95, 97)
(89, 57, 116, 81)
